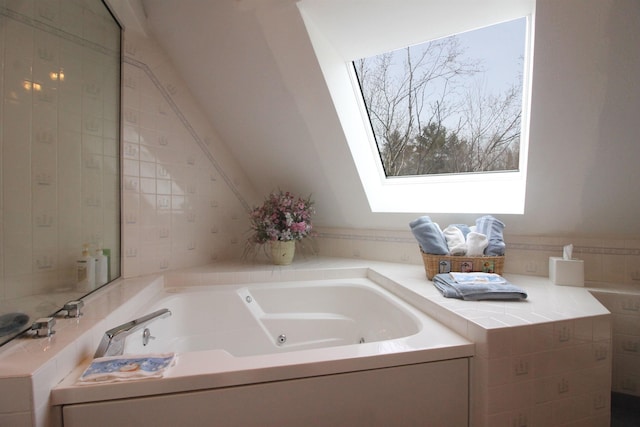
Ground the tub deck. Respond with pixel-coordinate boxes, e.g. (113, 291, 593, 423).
(52, 276, 474, 406)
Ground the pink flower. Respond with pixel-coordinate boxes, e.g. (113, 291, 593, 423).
(247, 190, 315, 244)
(290, 222, 306, 232)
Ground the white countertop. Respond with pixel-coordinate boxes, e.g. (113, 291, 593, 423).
(365, 262, 611, 329)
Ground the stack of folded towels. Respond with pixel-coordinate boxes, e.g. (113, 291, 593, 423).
(409, 215, 506, 256)
(432, 272, 527, 301)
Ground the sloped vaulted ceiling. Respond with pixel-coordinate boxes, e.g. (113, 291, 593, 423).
(142, 0, 393, 229)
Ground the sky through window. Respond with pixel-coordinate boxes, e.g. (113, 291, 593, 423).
(353, 18, 527, 177)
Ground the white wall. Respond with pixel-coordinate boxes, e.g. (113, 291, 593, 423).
(517, 0, 640, 236)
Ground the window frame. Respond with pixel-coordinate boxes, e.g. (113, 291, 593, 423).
(298, 0, 536, 214)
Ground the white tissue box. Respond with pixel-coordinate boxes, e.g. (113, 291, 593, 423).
(549, 257, 584, 287)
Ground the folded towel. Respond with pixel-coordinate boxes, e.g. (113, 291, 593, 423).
(450, 224, 471, 239)
(466, 232, 488, 256)
(475, 215, 506, 256)
(77, 353, 176, 385)
(443, 226, 467, 255)
(449, 272, 506, 285)
(432, 273, 527, 301)
(410, 216, 449, 255)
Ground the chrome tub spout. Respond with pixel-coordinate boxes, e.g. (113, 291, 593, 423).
(94, 308, 172, 358)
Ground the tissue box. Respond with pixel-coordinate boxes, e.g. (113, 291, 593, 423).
(549, 257, 584, 286)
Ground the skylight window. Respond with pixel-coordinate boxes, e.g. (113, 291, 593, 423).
(298, 0, 536, 214)
(353, 18, 526, 178)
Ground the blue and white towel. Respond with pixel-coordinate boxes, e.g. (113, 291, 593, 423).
(77, 353, 176, 384)
(449, 272, 507, 285)
(432, 273, 527, 301)
(475, 215, 506, 256)
(410, 216, 449, 255)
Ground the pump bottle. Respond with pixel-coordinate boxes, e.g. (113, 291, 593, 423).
(94, 246, 108, 286)
(76, 244, 96, 291)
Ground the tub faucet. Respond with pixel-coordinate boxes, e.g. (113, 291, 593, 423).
(62, 300, 84, 318)
(94, 308, 171, 358)
(31, 317, 56, 338)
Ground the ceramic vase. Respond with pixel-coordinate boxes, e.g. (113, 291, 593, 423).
(270, 240, 295, 265)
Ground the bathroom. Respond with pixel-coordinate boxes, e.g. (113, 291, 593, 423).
(1, 0, 639, 425)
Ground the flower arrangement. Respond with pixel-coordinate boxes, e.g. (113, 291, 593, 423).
(248, 190, 315, 244)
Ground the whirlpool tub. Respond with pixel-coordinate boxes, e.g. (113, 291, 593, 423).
(124, 279, 431, 356)
(54, 275, 474, 427)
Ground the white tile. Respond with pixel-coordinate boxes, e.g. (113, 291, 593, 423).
(485, 327, 514, 358)
(550, 393, 590, 425)
(36, 401, 59, 427)
(31, 361, 57, 412)
(0, 377, 32, 412)
(123, 124, 140, 144)
(486, 356, 512, 387)
(54, 342, 83, 385)
(531, 402, 553, 426)
(0, 412, 32, 427)
(509, 325, 536, 355)
(486, 408, 532, 427)
(533, 349, 559, 378)
(487, 380, 533, 415)
(534, 374, 570, 404)
(122, 159, 140, 178)
(574, 365, 611, 394)
(613, 313, 640, 336)
(510, 355, 533, 383)
(553, 320, 575, 347)
(139, 178, 156, 195)
(467, 323, 489, 358)
(140, 161, 156, 179)
(592, 314, 612, 342)
(617, 294, 640, 315)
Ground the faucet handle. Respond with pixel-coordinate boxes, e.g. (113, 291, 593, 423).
(31, 317, 56, 338)
(62, 300, 84, 318)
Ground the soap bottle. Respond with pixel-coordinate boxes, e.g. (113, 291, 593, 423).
(94, 246, 108, 286)
(102, 248, 111, 282)
(76, 244, 96, 292)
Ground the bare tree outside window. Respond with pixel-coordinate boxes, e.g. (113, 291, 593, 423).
(353, 18, 526, 178)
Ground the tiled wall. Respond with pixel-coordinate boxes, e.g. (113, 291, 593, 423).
(592, 292, 640, 398)
(119, 31, 256, 278)
(472, 316, 612, 426)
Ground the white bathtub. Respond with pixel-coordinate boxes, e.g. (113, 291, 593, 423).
(54, 275, 474, 427)
(123, 278, 423, 357)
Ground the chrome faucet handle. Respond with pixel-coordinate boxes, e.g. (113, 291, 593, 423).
(94, 308, 171, 358)
(31, 317, 56, 338)
(62, 300, 84, 318)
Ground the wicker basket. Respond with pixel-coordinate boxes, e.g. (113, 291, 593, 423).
(420, 249, 505, 280)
